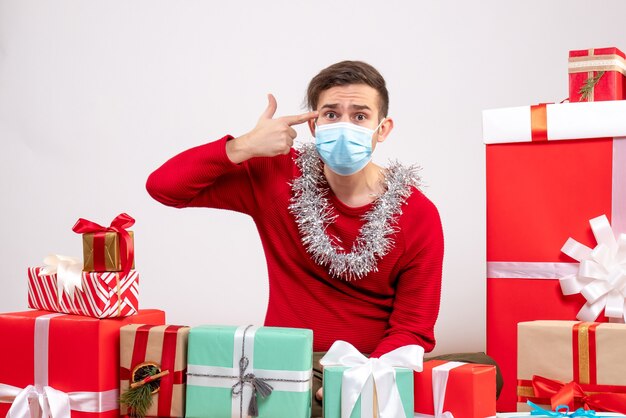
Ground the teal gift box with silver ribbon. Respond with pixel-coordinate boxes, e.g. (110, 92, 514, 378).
(186, 325, 313, 418)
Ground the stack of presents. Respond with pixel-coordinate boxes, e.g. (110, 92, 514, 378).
(484, 47, 626, 416)
(1, 46, 625, 418)
(0, 212, 496, 418)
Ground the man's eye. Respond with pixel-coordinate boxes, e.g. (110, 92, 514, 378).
(325, 112, 337, 119)
(355, 114, 366, 121)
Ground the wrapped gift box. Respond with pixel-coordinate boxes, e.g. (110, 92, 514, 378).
(323, 366, 413, 418)
(569, 47, 626, 102)
(72, 213, 135, 273)
(320, 341, 422, 418)
(413, 360, 496, 418)
(120, 324, 190, 417)
(517, 321, 626, 413)
(482, 100, 626, 411)
(28, 266, 139, 318)
(81, 230, 135, 272)
(186, 325, 313, 418)
(0, 309, 165, 418)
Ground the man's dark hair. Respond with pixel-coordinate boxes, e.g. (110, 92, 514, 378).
(306, 60, 389, 119)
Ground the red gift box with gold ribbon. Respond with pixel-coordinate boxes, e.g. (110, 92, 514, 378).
(120, 324, 190, 417)
(482, 100, 626, 411)
(569, 47, 626, 102)
(517, 321, 626, 413)
(73, 213, 136, 275)
(0, 309, 165, 418)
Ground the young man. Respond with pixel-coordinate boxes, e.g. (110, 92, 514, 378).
(147, 61, 498, 416)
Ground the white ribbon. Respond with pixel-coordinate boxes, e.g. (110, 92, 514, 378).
(0, 313, 119, 418)
(39, 255, 84, 299)
(413, 362, 465, 418)
(320, 340, 424, 418)
(559, 214, 626, 323)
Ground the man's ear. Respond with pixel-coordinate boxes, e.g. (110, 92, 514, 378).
(308, 118, 316, 136)
(376, 117, 394, 143)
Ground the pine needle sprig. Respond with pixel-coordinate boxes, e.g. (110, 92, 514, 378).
(120, 364, 165, 418)
(578, 71, 605, 101)
(120, 383, 154, 418)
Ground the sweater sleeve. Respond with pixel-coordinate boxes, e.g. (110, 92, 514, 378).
(146, 135, 257, 214)
(369, 194, 444, 357)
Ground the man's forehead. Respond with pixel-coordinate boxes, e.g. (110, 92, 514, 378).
(318, 84, 379, 108)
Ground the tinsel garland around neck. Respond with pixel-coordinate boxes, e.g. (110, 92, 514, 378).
(289, 143, 421, 280)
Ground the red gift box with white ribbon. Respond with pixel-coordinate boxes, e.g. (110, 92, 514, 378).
(413, 360, 496, 418)
(0, 309, 165, 418)
(482, 100, 626, 411)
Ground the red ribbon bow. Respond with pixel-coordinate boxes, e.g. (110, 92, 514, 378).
(72, 213, 135, 280)
(532, 375, 626, 413)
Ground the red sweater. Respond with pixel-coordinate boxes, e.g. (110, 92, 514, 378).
(146, 136, 444, 356)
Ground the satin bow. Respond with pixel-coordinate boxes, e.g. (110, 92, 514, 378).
(72, 213, 135, 280)
(39, 255, 84, 299)
(560, 215, 626, 323)
(0, 383, 118, 418)
(532, 375, 626, 414)
(2, 384, 71, 418)
(527, 401, 597, 417)
(320, 340, 424, 418)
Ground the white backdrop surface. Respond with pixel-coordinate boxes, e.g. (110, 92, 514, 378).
(1, 0, 626, 355)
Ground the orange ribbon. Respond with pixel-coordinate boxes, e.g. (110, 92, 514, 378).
(532, 375, 626, 413)
(530, 104, 548, 142)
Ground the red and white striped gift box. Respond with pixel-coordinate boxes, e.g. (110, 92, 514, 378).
(27, 266, 139, 318)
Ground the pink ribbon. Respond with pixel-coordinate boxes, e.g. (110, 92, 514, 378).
(0, 313, 119, 418)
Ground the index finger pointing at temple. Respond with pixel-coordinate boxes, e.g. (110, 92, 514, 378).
(282, 111, 319, 126)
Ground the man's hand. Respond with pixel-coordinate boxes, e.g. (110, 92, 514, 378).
(226, 94, 318, 164)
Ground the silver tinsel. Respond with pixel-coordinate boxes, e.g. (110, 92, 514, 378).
(288, 143, 421, 280)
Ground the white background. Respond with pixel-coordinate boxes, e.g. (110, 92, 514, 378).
(1, 0, 625, 355)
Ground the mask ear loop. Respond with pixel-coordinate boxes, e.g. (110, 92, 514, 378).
(374, 117, 386, 134)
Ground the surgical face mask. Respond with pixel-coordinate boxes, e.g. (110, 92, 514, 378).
(314, 119, 385, 176)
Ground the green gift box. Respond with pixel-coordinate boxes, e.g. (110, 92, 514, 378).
(323, 366, 414, 418)
(186, 324, 313, 418)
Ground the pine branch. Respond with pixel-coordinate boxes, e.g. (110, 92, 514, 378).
(120, 364, 162, 418)
(578, 71, 605, 101)
(120, 384, 154, 418)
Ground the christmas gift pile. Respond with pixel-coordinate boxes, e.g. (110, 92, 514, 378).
(483, 46, 626, 413)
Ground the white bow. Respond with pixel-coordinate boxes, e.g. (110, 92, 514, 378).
(0, 383, 118, 418)
(2, 384, 71, 418)
(560, 215, 626, 322)
(39, 255, 84, 299)
(320, 340, 424, 418)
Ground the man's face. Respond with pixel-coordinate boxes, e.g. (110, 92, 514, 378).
(308, 83, 392, 149)
(314, 84, 381, 128)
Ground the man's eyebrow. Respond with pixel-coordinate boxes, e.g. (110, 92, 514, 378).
(319, 103, 372, 111)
